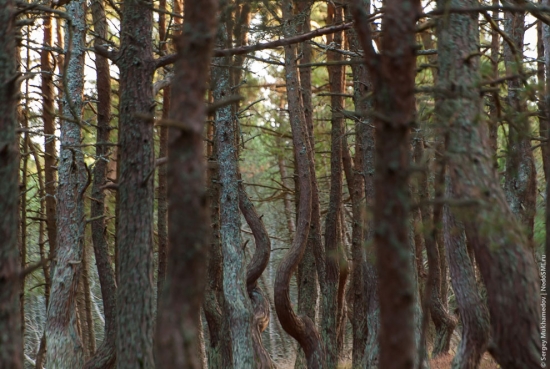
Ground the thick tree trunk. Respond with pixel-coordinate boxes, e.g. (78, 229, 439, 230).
(0, 0, 23, 366)
(84, 1, 116, 367)
(154, 0, 218, 367)
(275, 1, 326, 367)
(439, 1, 541, 368)
(115, 0, 156, 367)
(45, 1, 87, 366)
(503, 10, 537, 242)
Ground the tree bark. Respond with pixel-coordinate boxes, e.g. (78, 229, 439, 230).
(84, 1, 116, 367)
(503, 9, 537, 242)
(212, 18, 256, 367)
(0, 0, 23, 366)
(154, 0, 218, 367)
(322, 4, 345, 367)
(275, 1, 326, 367)
(115, 0, 156, 367)
(45, 1, 87, 366)
(439, 1, 542, 367)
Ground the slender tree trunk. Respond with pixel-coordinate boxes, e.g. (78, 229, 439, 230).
(439, 1, 541, 367)
(45, 1, 87, 366)
(275, 1, 326, 367)
(503, 9, 537, 242)
(154, 0, 218, 367)
(212, 18, 255, 367)
(352, 1, 420, 368)
(84, 1, 116, 368)
(488, 0, 500, 160)
(294, 1, 319, 365)
(0, 0, 23, 366)
(322, 4, 345, 367)
(416, 140, 457, 357)
(538, 17, 549, 182)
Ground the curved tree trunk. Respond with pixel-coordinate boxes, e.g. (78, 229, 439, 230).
(444, 182, 489, 369)
(84, 1, 116, 367)
(154, 0, 218, 367)
(240, 182, 276, 368)
(438, 1, 542, 367)
(45, 1, 87, 366)
(0, 0, 23, 366)
(275, 1, 326, 367)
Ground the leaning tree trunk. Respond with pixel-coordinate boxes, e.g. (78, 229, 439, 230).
(0, 0, 23, 366)
(84, 0, 116, 367)
(351, 1, 420, 369)
(439, 0, 541, 368)
(154, 0, 218, 367)
(275, 1, 326, 367)
(114, 0, 157, 367)
(45, 0, 87, 366)
(443, 183, 489, 369)
(502, 9, 537, 242)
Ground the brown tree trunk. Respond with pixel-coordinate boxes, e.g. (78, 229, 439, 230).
(45, 1, 88, 366)
(352, 1, 420, 369)
(84, 1, 116, 368)
(322, 4, 345, 367)
(154, 0, 218, 367)
(439, 1, 541, 368)
(114, 0, 156, 367)
(294, 1, 319, 366)
(503, 10, 537, 242)
(0, 0, 23, 366)
(275, 1, 326, 367)
(538, 18, 549, 182)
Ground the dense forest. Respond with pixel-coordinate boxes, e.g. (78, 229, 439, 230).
(0, 0, 548, 368)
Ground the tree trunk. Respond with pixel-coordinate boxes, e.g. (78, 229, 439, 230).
(352, 1, 420, 369)
(0, 0, 23, 366)
(275, 1, 326, 367)
(115, 0, 156, 367)
(154, 0, 218, 367)
(84, 1, 116, 368)
(294, 1, 319, 366)
(443, 185, 489, 369)
(45, 1, 87, 366)
(503, 9, 537, 242)
(322, 4, 345, 367)
(439, 1, 541, 367)
(212, 19, 256, 367)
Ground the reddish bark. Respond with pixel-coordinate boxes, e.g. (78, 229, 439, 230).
(274, 1, 326, 367)
(84, 1, 116, 367)
(154, 0, 218, 367)
(352, 1, 421, 369)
